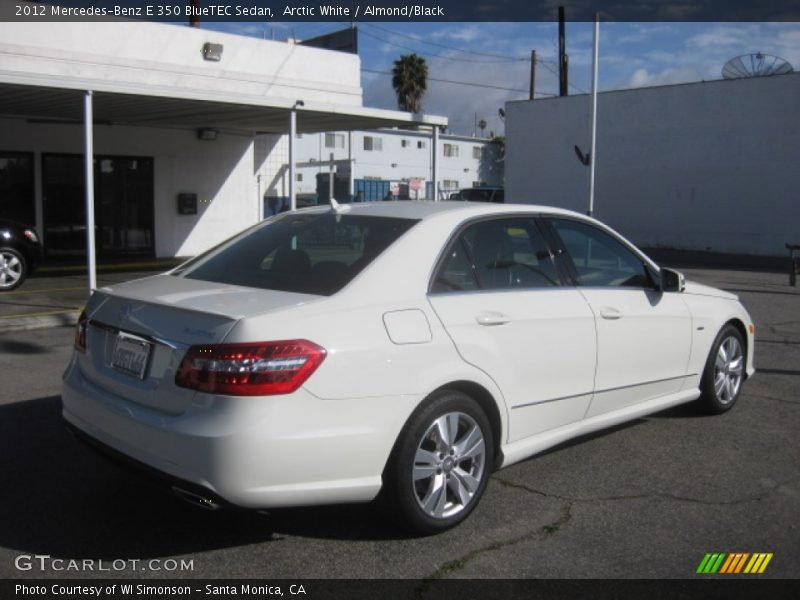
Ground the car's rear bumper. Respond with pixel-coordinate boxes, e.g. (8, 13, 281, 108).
(62, 357, 421, 508)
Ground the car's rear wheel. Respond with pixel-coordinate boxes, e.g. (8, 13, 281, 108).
(381, 390, 493, 534)
(698, 324, 745, 414)
(0, 247, 27, 291)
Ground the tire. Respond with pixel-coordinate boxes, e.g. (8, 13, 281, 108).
(698, 324, 746, 414)
(0, 247, 27, 292)
(381, 390, 494, 534)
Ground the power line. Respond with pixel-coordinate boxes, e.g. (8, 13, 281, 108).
(362, 23, 529, 62)
(536, 59, 588, 94)
(360, 28, 586, 95)
(362, 67, 555, 96)
(358, 29, 527, 64)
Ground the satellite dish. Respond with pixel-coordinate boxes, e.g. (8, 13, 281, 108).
(722, 52, 794, 79)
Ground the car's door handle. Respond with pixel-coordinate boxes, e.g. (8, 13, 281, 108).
(599, 306, 622, 320)
(476, 312, 511, 326)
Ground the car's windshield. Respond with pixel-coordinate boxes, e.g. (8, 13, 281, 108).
(180, 212, 419, 295)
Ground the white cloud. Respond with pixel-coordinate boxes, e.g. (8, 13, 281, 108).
(430, 25, 483, 43)
(623, 66, 703, 88)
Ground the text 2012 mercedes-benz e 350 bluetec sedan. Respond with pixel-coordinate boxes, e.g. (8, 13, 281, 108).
(62, 202, 754, 533)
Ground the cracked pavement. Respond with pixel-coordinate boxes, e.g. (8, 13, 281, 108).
(0, 266, 797, 579)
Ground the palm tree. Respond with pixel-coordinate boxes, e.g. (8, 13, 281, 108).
(391, 54, 428, 113)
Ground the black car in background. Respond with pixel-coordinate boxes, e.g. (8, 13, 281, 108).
(0, 219, 42, 291)
(449, 186, 505, 203)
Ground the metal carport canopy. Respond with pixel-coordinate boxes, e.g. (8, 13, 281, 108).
(0, 76, 447, 292)
(0, 78, 447, 133)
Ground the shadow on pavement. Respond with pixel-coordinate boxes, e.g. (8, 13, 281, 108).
(0, 397, 408, 560)
(0, 340, 52, 355)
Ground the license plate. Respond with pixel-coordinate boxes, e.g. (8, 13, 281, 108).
(111, 332, 152, 380)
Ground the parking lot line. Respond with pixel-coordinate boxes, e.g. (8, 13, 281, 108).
(1, 286, 86, 296)
(0, 307, 81, 319)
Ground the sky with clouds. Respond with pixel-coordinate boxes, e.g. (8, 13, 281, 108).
(206, 21, 800, 137)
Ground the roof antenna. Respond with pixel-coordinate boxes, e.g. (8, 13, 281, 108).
(330, 197, 351, 215)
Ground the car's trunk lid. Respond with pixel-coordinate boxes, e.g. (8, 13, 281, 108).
(79, 274, 320, 414)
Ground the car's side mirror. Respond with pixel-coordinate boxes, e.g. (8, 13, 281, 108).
(660, 268, 685, 293)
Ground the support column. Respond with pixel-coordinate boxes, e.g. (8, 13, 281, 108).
(347, 131, 354, 201)
(329, 152, 335, 201)
(288, 110, 296, 211)
(84, 90, 96, 293)
(432, 126, 440, 201)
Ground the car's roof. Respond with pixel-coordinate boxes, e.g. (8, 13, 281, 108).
(296, 200, 583, 222)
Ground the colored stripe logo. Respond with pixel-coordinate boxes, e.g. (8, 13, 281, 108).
(696, 553, 773, 574)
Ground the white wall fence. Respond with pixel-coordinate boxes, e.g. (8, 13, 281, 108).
(506, 73, 800, 257)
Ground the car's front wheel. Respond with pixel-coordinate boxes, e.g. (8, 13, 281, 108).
(699, 324, 746, 414)
(382, 390, 494, 534)
(0, 247, 27, 291)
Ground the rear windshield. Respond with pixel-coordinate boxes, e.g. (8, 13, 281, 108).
(180, 212, 419, 296)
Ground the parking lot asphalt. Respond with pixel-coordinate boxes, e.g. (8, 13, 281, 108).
(0, 261, 180, 333)
(0, 264, 797, 580)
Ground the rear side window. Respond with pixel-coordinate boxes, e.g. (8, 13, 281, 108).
(432, 217, 560, 292)
(182, 213, 418, 295)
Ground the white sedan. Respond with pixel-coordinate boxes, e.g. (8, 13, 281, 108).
(62, 202, 755, 533)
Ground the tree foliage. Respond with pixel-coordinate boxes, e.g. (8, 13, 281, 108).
(391, 53, 428, 113)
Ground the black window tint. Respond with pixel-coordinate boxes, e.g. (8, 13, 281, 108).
(463, 189, 492, 202)
(551, 219, 651, 288)
(183, 213, 418, 295)
(432, 239, 479, 292)
(459, 218, 559, 290)
(0, 152, 34, 225)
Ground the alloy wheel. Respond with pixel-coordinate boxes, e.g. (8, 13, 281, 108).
(0, 251, 23, 290)
(412, 411, 487, 519)
(714, 335, 744, 404)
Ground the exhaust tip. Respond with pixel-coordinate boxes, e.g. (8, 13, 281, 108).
(171, 486, 222, 511)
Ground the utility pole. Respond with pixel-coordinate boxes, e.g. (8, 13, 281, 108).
(558, 6, 568, 96)
(189, 0, 201, 27)
(529, 50, 537, 100)
(588, 13, 600, 217)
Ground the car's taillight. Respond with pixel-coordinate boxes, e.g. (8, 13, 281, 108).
(74, 310, 88, 353)
(175, 340, 326, 396)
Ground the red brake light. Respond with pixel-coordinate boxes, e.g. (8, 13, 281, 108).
(74, 310, 88, 353)
(175, 340, 326, 396)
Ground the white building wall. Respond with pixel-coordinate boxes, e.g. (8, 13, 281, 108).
(505, 73, 800, 256)
(0, 20, 362, 106)
(293, 129, 503, 198)
(255, 134, 290, 210)
(0, 17, 371, 259)
(0, 118, 257, 257)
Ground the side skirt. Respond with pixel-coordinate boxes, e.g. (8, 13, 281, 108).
(499, 388, 701, 468)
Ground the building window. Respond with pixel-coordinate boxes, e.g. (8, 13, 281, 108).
(325, 133, 345, 149)
(443, 180, 459, 191)
(417, 140, 426, 149)
(0, 151, 34, 226)
(473, 180, 487, 187)
(473, 146, 484, 159)
(401, 139, 409, 148)
(364, 136, 383, 152)
(296, 173, 303, 182)
(42, 153, 154, 258)
(443, 143, 459, 158)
